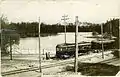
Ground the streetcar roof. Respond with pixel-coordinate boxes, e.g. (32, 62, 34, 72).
(92, 39, 115, 44)
(56, 42, 91, 48)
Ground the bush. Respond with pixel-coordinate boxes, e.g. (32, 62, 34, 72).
(65, 63, 119, 76)
(65, 65, 74, 72)
(112, 50, 120, 58)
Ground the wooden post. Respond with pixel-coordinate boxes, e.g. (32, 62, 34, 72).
(43, 49, 44, 55)
(119, 19, 120, 58)
(10, 37, 12, 60)
(38, 17, 42, 73)
(74, 16, 79, 73)
(42, 49, 45, 60)
(110, 20, 112, 39)
(61, 15, 69, 44)
(101, 24, 104, 59)
(65, 23, 67, 44)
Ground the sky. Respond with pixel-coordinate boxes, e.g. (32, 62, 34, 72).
(1, 0, 120, 24)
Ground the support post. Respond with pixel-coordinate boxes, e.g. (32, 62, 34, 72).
(38, 17, 42, 73)
(101, 24, 104, 59)
(65, 23, 66, 44)
(61, 15, 69, 44)
(110, 20, 112, 39)
(119, 19, 120, 59)
(10, 37, 12, 60)
(74, 16, 79, 73)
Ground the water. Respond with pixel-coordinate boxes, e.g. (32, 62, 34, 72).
(13, 32, 96, 54)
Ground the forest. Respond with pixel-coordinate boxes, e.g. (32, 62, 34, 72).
(2, 21, 102, 38)
(1, 18, 119, 38)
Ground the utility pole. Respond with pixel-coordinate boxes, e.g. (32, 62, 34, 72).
(61, 14, 69, 44)
(101, 24, 104, 59)
(119, 19, 120, 58)
(110, 20, 112, 39)
(10, 36, 12, 60)
(38, 17, 42, 73)
(74, 16, 79, 73)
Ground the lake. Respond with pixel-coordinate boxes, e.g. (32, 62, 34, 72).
(13, 32, 96, 54)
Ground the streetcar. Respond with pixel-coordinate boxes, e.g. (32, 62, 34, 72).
(56, 41, 91, 59)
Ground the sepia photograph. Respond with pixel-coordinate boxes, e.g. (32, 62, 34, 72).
(0, 0, 120, 77)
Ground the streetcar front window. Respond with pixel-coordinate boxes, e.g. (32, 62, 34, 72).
(60, 48, 62, 51)
(56, 48, 59, 51)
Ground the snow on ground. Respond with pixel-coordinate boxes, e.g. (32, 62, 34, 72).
(80, 52, 114, 63)
(116, 71, 120, 76)
(1, 59, 59, 73)
(1, 50, 116, 77)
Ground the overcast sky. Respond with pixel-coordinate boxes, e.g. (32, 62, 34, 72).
(1, 0, 120, 24)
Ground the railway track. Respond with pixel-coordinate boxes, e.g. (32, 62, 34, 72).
(1, 59, 74, 76)
(1, 51, 114, 76)
(99, 58, 118, 63)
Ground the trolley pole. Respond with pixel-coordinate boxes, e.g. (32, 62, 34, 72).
(38, 17, 42, 73)
(101, 24, 104, 59)
(75, 16, 79, 73)
(61, 15, 69, 44)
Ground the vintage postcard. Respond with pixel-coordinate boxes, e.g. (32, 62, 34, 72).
(0, 0, 120, 77)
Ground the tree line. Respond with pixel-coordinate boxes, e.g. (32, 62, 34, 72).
(103, 19, 119, 38)
(2, 18, 119, 38)
(2, 21, 102, 38)
(103, 18, 119, 49)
